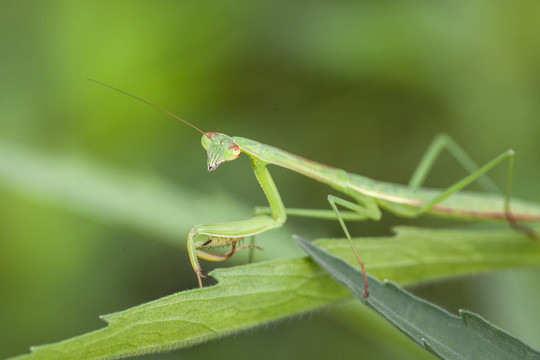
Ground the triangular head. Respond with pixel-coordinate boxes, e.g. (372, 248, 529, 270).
(202, 132, 241, 171)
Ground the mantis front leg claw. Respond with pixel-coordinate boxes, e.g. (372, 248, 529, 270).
(187, 227, 264, 288)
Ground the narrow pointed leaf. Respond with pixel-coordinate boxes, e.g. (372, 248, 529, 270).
(295, 235, 540, 360)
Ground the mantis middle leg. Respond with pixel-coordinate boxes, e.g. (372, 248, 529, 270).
(255, 192, 380, 298)
(327, 194, 381, 299)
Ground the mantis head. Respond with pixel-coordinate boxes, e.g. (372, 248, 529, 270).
(202, 132, 241, 171)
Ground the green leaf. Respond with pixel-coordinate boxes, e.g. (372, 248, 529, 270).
(8, 258, 350, 360)
(295, 235, 540, 360)
(10, 224, 540, 360)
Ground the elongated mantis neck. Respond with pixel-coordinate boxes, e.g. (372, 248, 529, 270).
(234, 136, 350, 188)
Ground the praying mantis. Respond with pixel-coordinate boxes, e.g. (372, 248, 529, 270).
(90, 79, 540, 298)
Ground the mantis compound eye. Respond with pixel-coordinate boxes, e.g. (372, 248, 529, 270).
(201, 132, 218, 150)
(223, 144, 241, 161)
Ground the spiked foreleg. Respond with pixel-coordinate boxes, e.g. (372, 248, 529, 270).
(186, 156, 286, 287)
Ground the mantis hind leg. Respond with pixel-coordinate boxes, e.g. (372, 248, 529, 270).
(501, 152, 536, 238)
(327, 195, 381, 300)
(412, 149, 536, 238)
(410, 134, 500, 193)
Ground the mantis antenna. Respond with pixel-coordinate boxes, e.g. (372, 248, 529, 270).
(88, 79, 209, 137)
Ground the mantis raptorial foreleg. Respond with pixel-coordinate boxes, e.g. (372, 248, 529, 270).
(187, 156, 286, 287)
(409, 134, 500, 193)
(195, 241, 262, 262)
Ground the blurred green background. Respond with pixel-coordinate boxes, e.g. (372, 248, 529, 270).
(1, 1, 540, 359)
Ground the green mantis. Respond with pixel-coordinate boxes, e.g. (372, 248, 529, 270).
(90, 80, 540, 298)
